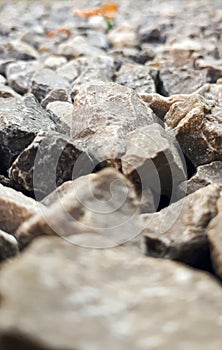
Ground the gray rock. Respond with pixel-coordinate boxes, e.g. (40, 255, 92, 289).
(0, 84, 20, 98)
(0, 229, 18, 262)
(9, 131, 93, 197)
(57, 36, 103, 58)
(207, 195, 222, 278)
(56, 59, 79, 83)
(6, 60, 42, 95)
(195, 58, 222, 83)
(116, 64, 156, 96)
(16, 168, 140, 249)
(31, 68, 70, 102)
(0, 59, 15, 76)
(0, 183, 42, 235)
(165, 94, 222, 166)
(0, 75, 6, 84)
(178, 161, 222, 197)
(71, 82, 159, 162)
(0, 40, 39, 61)
(108, 23, 138, 48)
(46, 101, 73, 130)
(41, 88, 71, 109)
(142, 184, 222, 266)
(121, 124, 186, 202)
(44, 55, 67, 70)
(1, 236, 222, 350)
(0, 94, 56, 170)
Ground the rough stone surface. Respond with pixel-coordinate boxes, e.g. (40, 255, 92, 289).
(142, 184, 222, 267)
(1, 237, 222, 350)
(165, 94, 222, 166)
(71, 82, 159, 162)
(121, 124, 186, 201)
(178, 161, 222, 197)
(9, 131, 93, 197)
(0, 84, 20, 98)
(46, 101, 73, 129)
(0, 229, 18, 262)
(16, 168, 140, 249)
(0, 94, 56, 171)
(0, 183, 42, 235)
(41, 88, 71, 108)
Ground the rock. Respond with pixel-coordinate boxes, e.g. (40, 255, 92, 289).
(165, 94, 222, 166)
(46, 101, 73, 129)
(121, 124, 186, 203)
(115, 64, 156, 96)
(6, 60, 42, 94)
(0, 40, 39, 60)
(208, 195, 222, 278)
(195, 83, 222, 104)
(71, 82, 159, 162)
(0, 84, 20, 98)
(41, 88, 71, 108)
(44, 55, 67, 70)
(195, 58, 222, 83)
(178, 161, 222, 197)
(57, 36, 103, 58)
(142, 184, 222, 267)
(0, 229, 18, 262)
(138, 24, 166, 44)
(159, 66, 207, 96)
(0, 59, 15, 76)
(1, 237, 222, 350)
(9, 131, 93, 197)
(16, 168, 140, 249)
(0, 94, 56, 171)
(0, 75, 6, 84)
(108, 23, 138, 48)
(0, 183, 42, 235)
(56, 59, 79, 83)
(30, 68, 70, 102)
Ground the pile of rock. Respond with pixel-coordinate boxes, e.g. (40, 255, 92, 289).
(0, 0, 222, 349)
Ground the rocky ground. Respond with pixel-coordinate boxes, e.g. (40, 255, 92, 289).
(0, 0, 222, 349)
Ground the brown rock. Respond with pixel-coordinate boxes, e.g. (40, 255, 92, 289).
(165, 94, 222, 166)
(142, 184, 222, 267)
(0, 184, 42, 234)
(1, 236, 222, 350)
(16, 168, 140, 249)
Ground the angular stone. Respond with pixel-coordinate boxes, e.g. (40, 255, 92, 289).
(57, 36, 103, 58)
(71, 83, 159, 162)
(44, 55, 67, 70)
(116, 64, 156, 96)
(0, 75, 6, 84)
(0, 184, 42, 235)
(108, 23, 137, 48)
(142, 184, 222, 267)
(0, 94, 56, 171)
(56, 59, 79, 83)
(0, 229, 18, 262)
(41, 88, 71, 108)
(195, 58, 222, 83)
(1, 237, 222, 350)
(165, 94, 222, 166)
(0, 84, 20, 98)
(159, 66, 207, 96)
(196, 83, 222, 104)
(16, 168, 140, 249)
(31, 68, 70, 102)
(0, 40, 39, 61)
(121, 124, 186, 201)
(207, 195, 222, 278)
(6, 60, 42, 94)
(46, 101, 73, 129)
(9, 131, 93, 197)
(178, 161, 222, 197)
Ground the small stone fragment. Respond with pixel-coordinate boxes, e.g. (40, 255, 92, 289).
(0, 40, 39, 60)
(41, 88, 71, 108)
(142, 184, 222, 267)
(108, 23, 137, 48)
(57, 36, 103, 58)
(0, 84, 20, 98)
(44, 55, 67, 70)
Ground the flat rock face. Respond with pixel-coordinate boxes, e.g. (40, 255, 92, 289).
(178, 161, 222, 196)
(208, 195, 222, 278)
(9, 131, 93, 197)
(121, 124, 186, 202)
(1, 237, 222, 350)
(71, 82, 159, 161)
(142, 184, 222, 267)
(0, 94, 56, 171)
(16, 168, 140, 249)
(0, 184, 42, 235)
(165, 94, 222, 166)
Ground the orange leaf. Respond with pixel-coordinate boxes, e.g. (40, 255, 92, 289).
(47, 28, 72, 38)
(74, 3, 118, 19)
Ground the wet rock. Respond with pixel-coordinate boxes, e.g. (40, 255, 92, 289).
(142, 184, 222, 267)
(57, 36, 103, 58)
(46, 101, 73, 129)
(165, 94, 222, 166)
(41, 88, 71, 108)
(9, 131, 93, 197)
(1, 236, 222, 350)
(108, 23, 138, 48)
(0, 84, 20, 98)
(44, 55, 67, 70)
(71, 82, 159, 162)
(159, 66, 207, 96)
(208, 195, 222, 278)
(116, 64, 156, 96)
(16, 168, 140, 249)
(0, 229, 18, 262)
(0, 183, 42, 235)
(121, 124, 186, 202)
(6, 60, 42, 95)
(0, 94, 56, 171)
(178, 161, 222, 197)
(30, 68, 69, 102)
